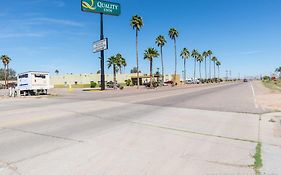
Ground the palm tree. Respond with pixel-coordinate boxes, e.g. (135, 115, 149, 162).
(211, 56, 218, 79)
(55, 69, 59, 75)
(275, 66, 281, 78)
(130, 15, 143, 88)
(169, 28, 179, 84)
(1, 55, 11, 88)
(191, 49, 199, 82)
(197, 53, 204, 80)
(202, 51, 208, 80)
(155, 35, 166, 85)
(107, 55, 119, 89)
(116, 53, 126, 74)
(207, 50, 213, 79)
(216, 61, 221, 79)
(180, 48, 190, 82)
(144, 48, 159, 88)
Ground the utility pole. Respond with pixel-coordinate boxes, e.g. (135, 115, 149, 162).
(226, 70, 228, 80)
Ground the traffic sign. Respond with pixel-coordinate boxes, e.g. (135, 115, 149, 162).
(93, 38, 108, 53)
(81, 0, 121, 16)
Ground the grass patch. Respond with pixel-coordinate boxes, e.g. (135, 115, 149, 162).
(253, 142, 263, 174)
(54, 84, 91, 88)
(262, 80, 281, 91)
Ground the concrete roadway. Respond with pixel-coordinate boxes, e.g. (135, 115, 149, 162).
(0, 82, 280, 175)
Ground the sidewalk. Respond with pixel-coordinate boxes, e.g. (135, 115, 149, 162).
(260, 112, 281, 175)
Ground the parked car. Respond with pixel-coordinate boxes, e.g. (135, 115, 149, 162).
(107, 81, 120, 88)
(186, 78, 200, 84)
(243, 79, 248, 82)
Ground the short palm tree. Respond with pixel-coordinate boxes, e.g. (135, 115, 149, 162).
(155, 35, 166, 85)
(116, 53, 126, 74)
(55, 69, 59, 75)
(207, 50, 213, 79)
(169, 28, 179, 84)
(275, 66, 281, 78)
(107, 55, 119, 89)
(130, 15, 143, 88)
(211, 56, 218, 79)
(191, 49, 199, 81)
(1, 55, 11, 88)
(180, 48, 190, 81)
(216, 61, 221, 79)
(144, 48, 159, 88)
(202, 51, 208, 80)
(197, 53, 204, 80)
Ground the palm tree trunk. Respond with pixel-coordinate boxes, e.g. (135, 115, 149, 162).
(218, 66, 220, 79)
(136, 30, 140, 88)
(160, 46, 164, 85)
(194, 58, 196, 82)
(174, 39, 177, 85)
(214, 62, 216, 78)
(150, 59, 153, 88)
(184, 58, 186, 82)
(209, 56, 211, 79)
(199, 62, 202, 80)
(4, 65, 7, 89)
(204, 58, 207, 80)
(7, 64, 9, 87)
(113, 65, 117, 89)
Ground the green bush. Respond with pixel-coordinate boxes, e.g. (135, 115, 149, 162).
(90, 81, 97, 88)
(125, 79, 132, 86)
(263, 76, 270, 81)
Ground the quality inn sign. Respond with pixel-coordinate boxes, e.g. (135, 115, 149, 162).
(81, 0, 121, 16)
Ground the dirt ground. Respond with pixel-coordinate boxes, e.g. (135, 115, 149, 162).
(254, 81, 281, 111)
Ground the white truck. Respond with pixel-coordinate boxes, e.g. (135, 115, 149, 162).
(17, 71, 50, 96)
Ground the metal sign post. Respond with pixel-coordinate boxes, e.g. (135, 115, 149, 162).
(81, 0, 121, 90)
(100, 13, 105, 90)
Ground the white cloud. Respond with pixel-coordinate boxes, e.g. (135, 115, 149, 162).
(0, 32, 45, 39)
(238, 50, 263, 55)
(26, 17, 84, 27)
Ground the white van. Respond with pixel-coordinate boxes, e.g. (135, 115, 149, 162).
(17, 71, 50, 96)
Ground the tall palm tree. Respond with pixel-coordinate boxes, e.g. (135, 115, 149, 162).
(130, 15, 143, 88)
(155, 35, 166, 85)
(207, 50, 213, 79)
(191, 49, 199, 82)
(55, 69, 59, 75)
(180, 48, 190, 82)
(144, 48, 159, 88)
(1, 55, 11, 88)
(216, 61, 221, 79)
(107, 55, 119, 89)
(197, 53, 204, 80)
(211, 56, 218, 79)
(202, 51, 208, 80)
(169, 28, 179, 84)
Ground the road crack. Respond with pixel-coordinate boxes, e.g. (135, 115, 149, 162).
(3, 127, 84, 143)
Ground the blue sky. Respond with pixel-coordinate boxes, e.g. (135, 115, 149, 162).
(0, 0, 280, 78)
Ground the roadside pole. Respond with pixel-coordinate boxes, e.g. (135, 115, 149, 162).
(81, 0, 121, 91)
(100, 13, 105, 90)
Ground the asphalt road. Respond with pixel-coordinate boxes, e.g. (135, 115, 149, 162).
(0, 82, 280, 175)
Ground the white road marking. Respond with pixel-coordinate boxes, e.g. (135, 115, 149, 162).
(250, 82, 259, 109)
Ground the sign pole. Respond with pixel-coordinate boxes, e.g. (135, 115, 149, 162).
(100, 13, 105, 91)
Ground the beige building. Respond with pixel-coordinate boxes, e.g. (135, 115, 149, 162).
(50, 73, 178, 86)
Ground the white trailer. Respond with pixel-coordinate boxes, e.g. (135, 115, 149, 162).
(17, 71, 50, 96)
